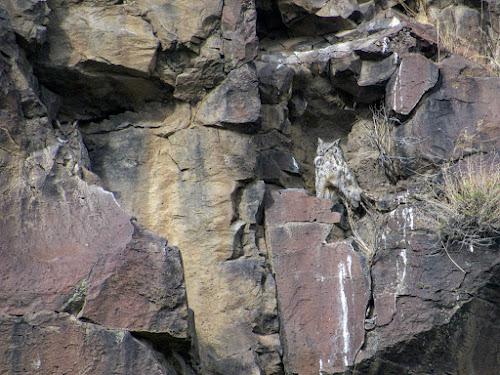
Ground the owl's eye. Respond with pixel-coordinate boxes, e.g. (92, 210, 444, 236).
(314, 156, 323, 167)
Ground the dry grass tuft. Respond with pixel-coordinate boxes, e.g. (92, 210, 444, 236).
(398, 0, 430, 24)
(397, 0, 500, 76)
(344, 200, 380, 259)
(434, 8, 500, 76)
(476, 27, 500, 76)
(428, 154, 500, 251)
(436, 21, 475, 58)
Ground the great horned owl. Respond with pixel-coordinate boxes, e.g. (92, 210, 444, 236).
(314, 138, 363, 210)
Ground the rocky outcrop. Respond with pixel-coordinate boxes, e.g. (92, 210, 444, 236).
(45, 4, 159, 74)
(265, 189, 370, 374)
(0, 312, 185, 374)
(83, 121, 284, 374)
(0, 5, 191, 373)
(395, 55, 500, 169)
(355, 200, 500, 374)
(264, 187, 500, 375)
(385, 53, 439, 115)
(194, 64, 261, 129)
(2, 0, 49, 44)
(134, 0, 222, 51)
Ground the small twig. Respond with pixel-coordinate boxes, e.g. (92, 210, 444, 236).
(441, 239, 467, 274)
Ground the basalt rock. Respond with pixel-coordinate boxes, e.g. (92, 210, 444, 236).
(265, 189, 369, 374)
(353, 202, 500, 375)
(83, 122, 287, 374)
(134, 0, 222, 51)
(222, 0, 259, 70)
(2, 0, 50, 45)
(33, 1, 164, 119)
(0, 4, 191, 372)
(256, 62, 294, 105)
(385, 53, 439, 115)
(43, 3, 159, 74)
(394, 55, 500, 170)
(277, 0, 360, 36)
(0, 116, 189, 341)
(0, 311, 184, 374)
(194, 64, 261, 130)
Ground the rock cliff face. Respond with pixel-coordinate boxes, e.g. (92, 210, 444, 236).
(1, 0, 500, 374)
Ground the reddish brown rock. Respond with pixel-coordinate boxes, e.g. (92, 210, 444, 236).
(0, 172, 130, 314)
(265, 188, 341, 225)
(0, 311, 179, 374)
(385, 54, 439, 115)
(395, 55, 500, 166)
(265, 189, 370, 374)
(0, 145, 188, 338)
(354, 203, 500, 374)
(82, 222, 188, 337)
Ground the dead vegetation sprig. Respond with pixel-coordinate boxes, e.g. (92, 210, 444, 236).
(364, 106, 400, 184)
(436, 21, 475, 60)
(397, 0, 430, 23)
(433, 2, 500, 76)
(435, 19, 500, 77)
(477, 26, 500, 76)
(344, 200, 380, 260)
(398, 0, 500, 76)
(427, 154, 500, 253)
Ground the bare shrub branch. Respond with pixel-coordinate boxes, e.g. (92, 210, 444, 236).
(363, 106, 400, 184)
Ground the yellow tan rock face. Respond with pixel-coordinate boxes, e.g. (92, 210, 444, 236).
(46, 4, 159, 74)
(85, 122, 278, 373)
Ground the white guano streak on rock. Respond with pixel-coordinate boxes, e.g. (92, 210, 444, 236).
(402, 206, 415, 231)
(393, 59, 403, 112)
(389, 17, 401, 27)
(397, 248, 407, 294)
(381, 37, 388, 53)
(120, 28, 138, 35)
(398, 59, 404, 110)
(339, 262, 350, 367)
(402, 206, 415, 250)
(32, 354, 41, 370)
(397, 206, 413, 294)
(347, 254, 352, 279)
